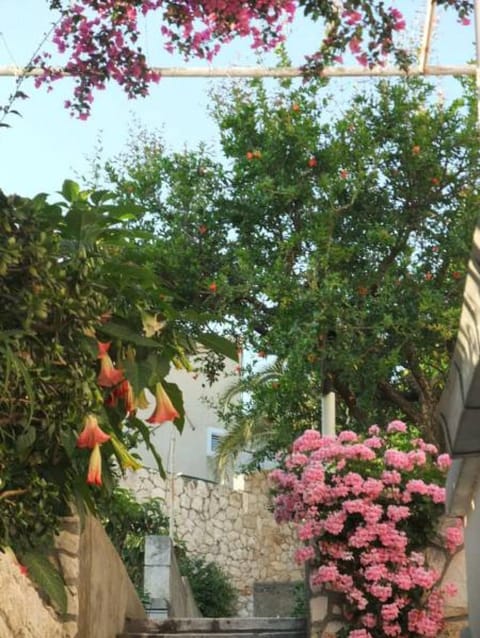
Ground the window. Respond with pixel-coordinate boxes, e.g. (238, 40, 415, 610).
(207, 427, 225, 456)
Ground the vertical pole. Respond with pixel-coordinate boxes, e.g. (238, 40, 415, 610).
(419, 0, 436, 73)
(168, 429, 176, 540)
(321, 392, 336, 436)
(475, 0, 480, 128)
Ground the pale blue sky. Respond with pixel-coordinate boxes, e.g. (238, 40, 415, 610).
(0, 1, 476, 197)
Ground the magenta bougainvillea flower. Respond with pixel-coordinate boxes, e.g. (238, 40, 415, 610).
(35, 1, 472, 117)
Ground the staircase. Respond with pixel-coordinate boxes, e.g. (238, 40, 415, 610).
(119, 617, 307, 638)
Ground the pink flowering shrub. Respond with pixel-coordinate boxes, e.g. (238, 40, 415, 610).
(38, 0, 473, 118)
(270, 421, 463, 638)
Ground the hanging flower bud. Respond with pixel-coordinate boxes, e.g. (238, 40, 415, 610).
(87, 444, 103, 486)
(135, 388, 150, 410)
(97, 341, 111, 358)
(110, 432, 143, 471)
(115, 379, 135, 415)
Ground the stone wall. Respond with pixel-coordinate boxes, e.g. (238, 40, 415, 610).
(0, 550, 66, 638)
(0, 516, 81, 638)
(54, 515, 83, 637)
(309, 518, 468, 638)
(122, 470, 303, 616)
(0, 515, 145, 638)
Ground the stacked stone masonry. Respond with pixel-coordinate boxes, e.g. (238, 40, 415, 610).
(0, 516, 80, 638)
(122, 470, 303, 616)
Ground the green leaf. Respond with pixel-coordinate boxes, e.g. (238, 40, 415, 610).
(22, 552, 67, 615)
(130, 417, 166, 478)
(123, 358, 151, 396)
(197, 333, 238, 361)
(16, 427, 36, 456)
(61, 179, 80, 203)
(102, 203, 143, 220)
(99, 322, 163, 348)
(89, 189, 112, 206)
(123, 352, 171, 396)
(145, 352, 171, 384)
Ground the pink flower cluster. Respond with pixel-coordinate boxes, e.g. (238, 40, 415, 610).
(270, 420, 464, 638)
(39, 0, 472, 117)
(41, 0, 295, 117)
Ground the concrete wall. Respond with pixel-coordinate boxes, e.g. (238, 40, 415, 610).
(254, 582, 303, 617)
(0, 515, 81, 638)
(77, 515, 146, 638)
(445, 457, 480, 637)
(123, 470, 302, 616)
(144, 535, 201, 619)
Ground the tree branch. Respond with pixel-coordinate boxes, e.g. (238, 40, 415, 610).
(404, 342, 433, 404)
(377, 380, 422, 424)
(0, 488, 27, 501)
(331, 372, 368, 424)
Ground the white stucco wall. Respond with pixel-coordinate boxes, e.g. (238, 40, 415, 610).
(464, 475, 480, 637)
(446, 457, 480, 638)
(136, 359, 239, 482)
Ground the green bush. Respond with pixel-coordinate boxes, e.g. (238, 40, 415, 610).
(97, 487, 169, 596)
(291, 581, 307, 618)
(98, 487, 237, 616)
(176, 551, 238, 617)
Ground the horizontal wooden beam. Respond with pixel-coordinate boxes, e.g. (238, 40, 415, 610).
(0, 63, 476, 79)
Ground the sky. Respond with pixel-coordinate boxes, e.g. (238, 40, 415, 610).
(0, 1, 477, 197)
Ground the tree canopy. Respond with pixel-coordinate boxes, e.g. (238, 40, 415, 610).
(98, 75, 480, 468)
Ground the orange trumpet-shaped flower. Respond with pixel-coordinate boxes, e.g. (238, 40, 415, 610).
(97, 341, 111, 358)
(117, 379, 135, 415)
(77, 414, 111, 449)
(97, 352, 124, 387)
(105, 380, 136, 415)
(146, 382, 180, 425)
(87, 444, 103, 486)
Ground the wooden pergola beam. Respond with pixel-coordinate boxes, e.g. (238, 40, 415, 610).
(419, 0, 436, 73)
(0, 63, 476, 79)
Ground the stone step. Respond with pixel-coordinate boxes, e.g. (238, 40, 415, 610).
(119, 618, 307, 638)
(119, 632, 306, 638)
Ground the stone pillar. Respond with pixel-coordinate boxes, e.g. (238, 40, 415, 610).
(308, 565, 345, 638)
(144, 535, 171, 620)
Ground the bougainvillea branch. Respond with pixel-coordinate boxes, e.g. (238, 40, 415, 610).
(36, 0, 474, 118)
